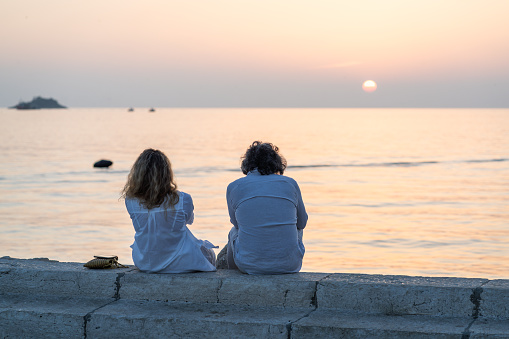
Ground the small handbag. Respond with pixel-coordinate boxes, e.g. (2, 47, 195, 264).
(83, 255, 128, 269)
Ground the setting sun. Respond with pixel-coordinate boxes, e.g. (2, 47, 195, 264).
(362, 80, 378, 93)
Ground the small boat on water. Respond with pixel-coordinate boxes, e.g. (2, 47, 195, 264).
(149, 108, 156, 112)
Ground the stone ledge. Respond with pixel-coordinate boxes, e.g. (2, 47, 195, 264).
(1, 257, 507, 319)
(0, 294, 109, 338)
(3, 294, 508, 338)
(317, 273, 488, 318)
(0, 294, 306, 338)
(1, 257, 509, 338)
(0, 257, 325, 309)
(292, 309, 473, 338)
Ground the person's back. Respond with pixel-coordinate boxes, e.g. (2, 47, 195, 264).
(225, 141, 308, 274)
(227, 171, 306, 274)
(122, 148, 216, 274)
(127, 191, 216, 273)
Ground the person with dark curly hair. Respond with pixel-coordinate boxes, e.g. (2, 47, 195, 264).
(122, 148, 217, 273)
(223, 141, 308, 274)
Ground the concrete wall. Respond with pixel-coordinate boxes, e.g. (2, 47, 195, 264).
(1, 257, 508, 338)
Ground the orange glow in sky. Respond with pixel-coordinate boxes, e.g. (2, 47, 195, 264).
(0, 0, 508, 107)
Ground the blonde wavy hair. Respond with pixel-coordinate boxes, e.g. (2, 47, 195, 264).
(121, 149, 179, 209)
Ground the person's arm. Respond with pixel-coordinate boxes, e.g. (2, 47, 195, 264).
(184, 193, 195, 225)
(226, 183, 239, 229)
(295, 183, 308, 230)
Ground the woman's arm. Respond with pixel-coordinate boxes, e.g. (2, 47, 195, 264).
(226, 183, 239, 228)
(295, 183, 308, 230)
(183, 193, 195, 225)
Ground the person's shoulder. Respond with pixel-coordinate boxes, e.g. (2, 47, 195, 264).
(278, 174, 300, 187)
(227, 176, 248, 195)
(276, 173, 295, 182)
(125, 196, 138, 204)
(228, 176, 246, 187)
(125, 197, 143, 211)
(179, 191, 192, 201)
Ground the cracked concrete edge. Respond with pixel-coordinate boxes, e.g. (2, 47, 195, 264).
(0, 258, 134, 299)
(290, 310, 478, 339)
(97, 269, 326, 337)
(478, 279, 509, 320)
(315, 273, 508, 320)
(118, 269, 329, 308)
(461, 284, 486, 338)
(3, 293, 507, 339)
(86, 299, 306, 339)
(283, 274, 333, 336)
(1, 257, 508, 319)
(215, 270, 329, 308)
(0, 294, 114, 339)
(0, 257, 323, 308)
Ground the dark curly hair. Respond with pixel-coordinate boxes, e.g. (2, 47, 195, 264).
(240, 141, 287, 175)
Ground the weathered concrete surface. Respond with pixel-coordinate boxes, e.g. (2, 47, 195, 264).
(316, 273, 488, 317)
(292, 310, 472, 338)
(470, 318, 509, 338)
(0, 257, 128, 299)
(481, 279, 509, 319)
(216, 270, 327, 308)
(121, 269, 327, 308)
(1, 257, 508, 338)
(88, 300, 308, 338)
(0, 258, 325, 308)
(0, 294, 110, 338)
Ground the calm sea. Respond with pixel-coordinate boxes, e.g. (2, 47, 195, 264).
(0, 108, 508, 279)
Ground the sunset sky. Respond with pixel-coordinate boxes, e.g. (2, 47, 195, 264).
(1, 0, 508, 108)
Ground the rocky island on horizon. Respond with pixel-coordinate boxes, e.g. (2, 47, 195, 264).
(9, 96, 67, 109)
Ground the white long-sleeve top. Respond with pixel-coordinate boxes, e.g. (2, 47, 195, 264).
(126, 191, 216, 273)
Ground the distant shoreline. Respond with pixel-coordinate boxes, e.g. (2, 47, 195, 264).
(8, 96, 66, 110)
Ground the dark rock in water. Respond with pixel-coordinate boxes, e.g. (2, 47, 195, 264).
(94, 160, 113, 168)
(9, 96, 67, 109)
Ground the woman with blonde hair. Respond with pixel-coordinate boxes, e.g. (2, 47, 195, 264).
(122, 148, 216, 273)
